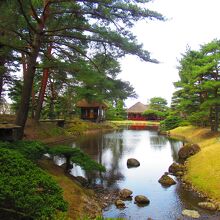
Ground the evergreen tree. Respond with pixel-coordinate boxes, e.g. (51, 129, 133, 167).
(173, 39, 220, 131)
(0, 0, 164, 138)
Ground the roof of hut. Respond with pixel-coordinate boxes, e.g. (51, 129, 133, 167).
(126, 102, 148, 113)
(76, 99, 108, 108)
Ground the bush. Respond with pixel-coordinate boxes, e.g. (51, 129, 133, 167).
(188, 111, 209, 127)
(49, 145, 106, 172)
(0, 140, 47, 161)
(160, 115, 183, 131)
(0, 148, 67, 219)
(143, 109, 168, 120)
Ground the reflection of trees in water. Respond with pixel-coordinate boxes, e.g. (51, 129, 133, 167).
(150, 135, 168, 150)
(101, 131, 125, 188)
(75, 131, 125, 188)
(169, 139, 183, 162)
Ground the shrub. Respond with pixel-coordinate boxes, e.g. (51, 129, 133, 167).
(160, 115, 183, 131)
(49, 145, 106, 172)
(188, 111, 209, 127)
(0, 148, 67, 219)
(0, 140, 47, 161)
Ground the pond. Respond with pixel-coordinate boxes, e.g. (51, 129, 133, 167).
(54, 127, 218, 220)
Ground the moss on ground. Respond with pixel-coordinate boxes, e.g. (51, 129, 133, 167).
(170, 126, 220, 201)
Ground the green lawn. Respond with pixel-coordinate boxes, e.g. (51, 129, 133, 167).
(170, 126, 220, 202)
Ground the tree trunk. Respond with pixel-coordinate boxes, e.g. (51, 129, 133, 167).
(21, 52, 36, 119)
(49, 77, 56, 119)
(15, 36, 42, 139)
(34, 44, 52, 121)
(0, 50, 6, 103)
(15, 0, 50, 139)
(213, 105, 219, 132)
(210, 107, 215, 132)
(0, 72, 3, 103)
(31, 86, 36, 119)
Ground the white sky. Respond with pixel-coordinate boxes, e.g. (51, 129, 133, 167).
(120, 0, 220, 107)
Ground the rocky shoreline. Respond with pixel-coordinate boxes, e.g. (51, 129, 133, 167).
(86, 140, 220, 219)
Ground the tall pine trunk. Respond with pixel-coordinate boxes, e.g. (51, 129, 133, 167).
(0, 72, 3, 102)
(48, 77, 56, 119)
(21, 52, 35, 119)
(15, 36, 42, 139)
(15, 0, 50, 139)
(0, 48, 6, 102)
(214, 105, 219, 132)
(34, 44, 52, 121)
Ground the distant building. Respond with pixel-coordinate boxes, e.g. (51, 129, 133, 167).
(126, 102, 149, 120)
(76, 99, 108, 122)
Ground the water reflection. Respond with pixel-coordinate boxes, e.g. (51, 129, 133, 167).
(150, 134, 168, 150)
(54, 128, 215, 219)
(169, 139, 183, 161)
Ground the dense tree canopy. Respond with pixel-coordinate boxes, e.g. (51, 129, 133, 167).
(0, 0, 164, 138)
(143, 97, 168, 120)
(173, 39, 220, 131)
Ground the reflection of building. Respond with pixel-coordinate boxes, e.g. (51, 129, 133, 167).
(126, 102, 149, 120)
(76, 99, 108, 122)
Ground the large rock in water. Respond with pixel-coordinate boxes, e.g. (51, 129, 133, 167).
(158, 174, 176, 186)
(178, 143, 200, 160)
(182, 209, 200, 218)
(168, 162, 185, 176)
(119, 188, 133, 199)
(115, 199, 125, 208)
(127, 158, 140, 168)
(135, 195, 150, 205)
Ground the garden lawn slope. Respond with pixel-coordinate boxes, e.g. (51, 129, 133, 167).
(170, 126, 220, 202)
(38, 158, 102, 220)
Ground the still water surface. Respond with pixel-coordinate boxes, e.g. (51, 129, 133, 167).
(55, 128, 217, 220)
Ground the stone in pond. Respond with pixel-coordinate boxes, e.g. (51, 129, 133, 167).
(158, 174, 176, 186)
(135, 195, 150, 205)
(115, 199, 125, 208)
(168, 162, 185, 175)
(127, 158, 140, 168)
(182, 209, 200, 219)
(119, 188, 133, 199)
(178, 143, 200, 160)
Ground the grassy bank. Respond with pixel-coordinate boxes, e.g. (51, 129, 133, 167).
(0, 114, 115, 142)
(39, 158, 102, 220)
(170, 126, 220, 202)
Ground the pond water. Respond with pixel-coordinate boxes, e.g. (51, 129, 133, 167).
(54, 127, 218, 220)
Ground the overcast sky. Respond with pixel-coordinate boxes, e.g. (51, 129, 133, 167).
(120, 0, 220, 107)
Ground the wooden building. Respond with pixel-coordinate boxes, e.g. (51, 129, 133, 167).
(76, 99, 108, 122)
(126, 102, 149, 120)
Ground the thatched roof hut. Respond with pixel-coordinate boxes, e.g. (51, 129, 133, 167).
(126, 102, 148, 113)
(126, 102, 148, 120)
(76, 99, 108, 109)
(76, 99, 107, 122)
